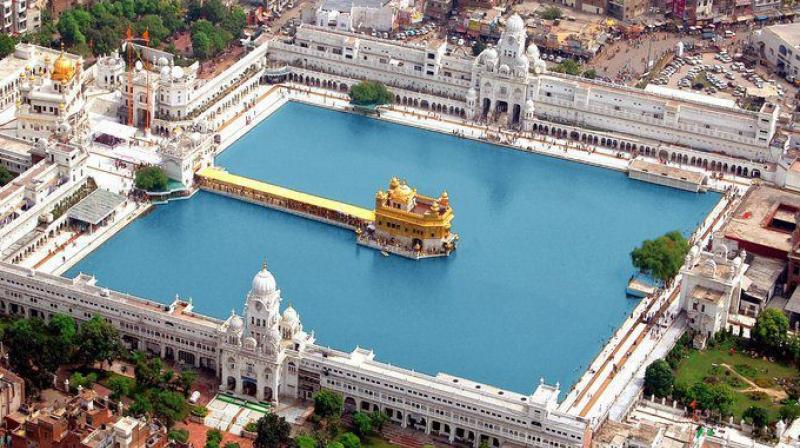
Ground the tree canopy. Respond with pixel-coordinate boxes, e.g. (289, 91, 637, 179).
(135, 166, 169, 191)
(253, 413, 292, 448)
(743, 406, 770, 428)
(313, 390, 344, 419)
(76, 315, 124, 366)
(752, 308, 789, 356)
(541, 6, 563, 20)
(0, 34, 15, 58)
(644, 359, 674, 397)
(348, 81, 393, 107)
(630, 231, 690, 283)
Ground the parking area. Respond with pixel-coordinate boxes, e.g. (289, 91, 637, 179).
(649, 50, 788, 106)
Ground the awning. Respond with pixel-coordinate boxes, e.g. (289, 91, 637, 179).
(67, 189, 126, 226)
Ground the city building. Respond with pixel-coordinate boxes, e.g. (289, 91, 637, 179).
(679, 243, 747, 347)
(756, 24, 800, 78)
(0, 261, 588, 448)
(0, 367, 23, 421)
(266, 18, 781, 183)
(0, 0, 42, 35)
(314, 0, 399, 32)
(607, 0, 646, 21)
(15, 46, 85, 143)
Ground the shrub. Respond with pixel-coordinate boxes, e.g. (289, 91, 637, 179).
(191, 406, 209, 417)
(337, 433, 361, 448)
(781, 403, 800, 421)
(734, 364, 758, 378)
(348, 81, 393, 107)
(295, 435, 317, 448)
(745, 391, 769, 401)
(168, 429, 190, 444)
(244, 422, 257, 432)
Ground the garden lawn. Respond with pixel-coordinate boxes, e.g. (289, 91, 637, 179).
(674, 340, 798, 420)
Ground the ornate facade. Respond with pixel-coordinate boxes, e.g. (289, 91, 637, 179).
(0, 260, 589, 448)
(266, 17, 781, 181)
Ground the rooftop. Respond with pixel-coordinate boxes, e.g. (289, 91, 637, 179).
(765, 23, 800, 48)
(722, 186, 800, 256)
(690, 285, 726, 305)
(742, 254, 786, 301)
(67, 189, 126, 226)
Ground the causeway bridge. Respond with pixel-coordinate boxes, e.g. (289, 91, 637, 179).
(195, 167, 375, 230)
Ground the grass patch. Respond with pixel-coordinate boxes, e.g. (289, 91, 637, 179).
(674, 339, 797, 420)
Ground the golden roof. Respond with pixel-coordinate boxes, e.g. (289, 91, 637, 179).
(51, 48, 76, 83)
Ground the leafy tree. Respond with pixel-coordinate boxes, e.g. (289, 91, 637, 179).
(337, 433, 360, 448)
(0, 34, 15, 58)
(192, 31, 212, 59)
(168, 429, 190, 444)
(76, 315, 124, 366)
(582, 68, 597, 79)
(137, 15, 170, 47)
(644, 359, 674, 397)
(630, 231, 690, 284)
(326, 443, 344, 448)
(179, 369, 198, 395)
(133, 352, 165, 389)
(253, 413, 292, 448)
(206, 429, 223, 446)
(5, 317, 53, 388)
(752, 308, 789, 356)
(352, 412, 372, 437)
(549, 59, 582, 75)
(108, 375, 135, 400)
(224, 443, 240, 448)
(48, 314, 77, 365)
(348, 81, 393, 107)
(743, 406, 770, 428)
(68, 371, 98, 392)
(152, 389, 189, 427)
(541, 6, 563, 20)
(295, 435, 317, 448)
(369, 411, 388, 432)
(128, 393, 154, 416)
(135, 166, 169, 191)
(313, 390, 344, 419)
(780, 403, 800, 422)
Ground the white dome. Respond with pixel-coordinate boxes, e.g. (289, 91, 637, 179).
(252, 263, 277, 296)
(244, 336, 257, 349)
(526, 44, 541, 60)
(506, 14, 525, 34)
(282, 305, 300, 325)
(160, 65, 171, 81)
(158, 56, 169, 67)
(171, 66, 184, 80)
(480, 48, 498, 63)
(228, 312, 243, 332)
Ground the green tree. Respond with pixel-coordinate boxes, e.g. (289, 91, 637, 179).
(313, 390, 344, 419)
(780, 403, 800, 422)
(0, 34, 15, 58)
(137, 15, 170, 47)
(295, 435, 317, 448)
(206, 429, 223, 446)
(326, 443, 344, 448)
(753, 308, 789, 355)
(253, 413, 292, 448)
(582, 68, 597, 79)
(352, 412, 372, 437)
(549, 59, 582, 75)
(369, 411, 388, 432)
(630, 231, 690, 284)
(337, 433, 360, 448)
(541, 6, 563, 20)
(128, 393, 154, 416)
(133, 352, 165, 389)
(191, 31, 212, 59)
(179, 369, 198, 395)
(107, 375, 135, 400)
(743, 406, 770, 428)
(134, 166, 169, 191)
(48, 314, 77, 365)
(152, 389, 188, 427)
(168, 429, 190, 444)
(5, 318, 52, 388)
(644, 359, 674, 397)
(224, 443, 240, 448)
(348, 81, 393, 107)
(76, 315, 124, 366)
(710, 384, 735, 417)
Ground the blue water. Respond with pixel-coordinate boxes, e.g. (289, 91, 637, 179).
(68, 102, 719, 394)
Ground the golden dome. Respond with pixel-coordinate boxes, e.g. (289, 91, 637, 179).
(51, 50, 76, 82)
(389, 177, 400, 189)
(389, 184, 415, 203)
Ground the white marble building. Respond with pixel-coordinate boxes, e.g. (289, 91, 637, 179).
(266, 16, 781, 180)
(679, 242, 747, 348)
(0, 260, 589, 448)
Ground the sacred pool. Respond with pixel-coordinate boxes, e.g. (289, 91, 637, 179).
(67, 102, 719, 394)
